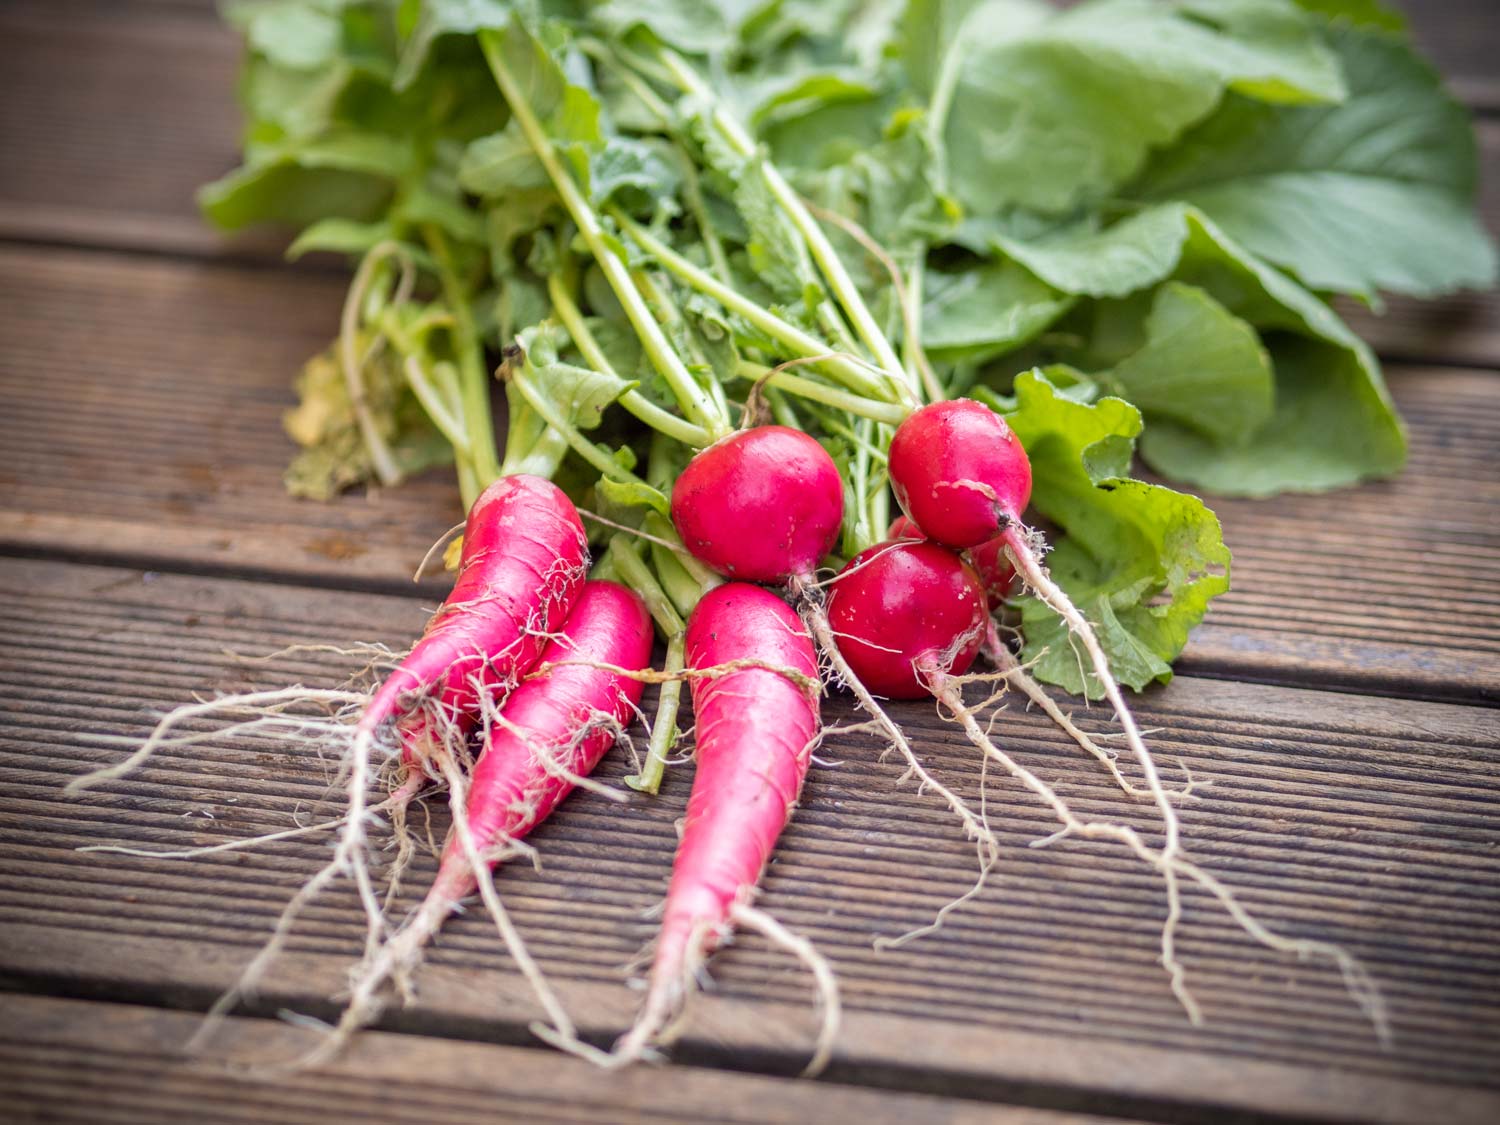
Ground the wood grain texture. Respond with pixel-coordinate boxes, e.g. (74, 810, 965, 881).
(1, 242, 1495, 700)
(0, 2, 275, 258)
(0, 245, 464, 587)
(2, 559, 1497, 1122)
(1, 994, 1120, 1125)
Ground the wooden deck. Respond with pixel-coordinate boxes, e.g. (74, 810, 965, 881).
(1, 2, 1496, 1121)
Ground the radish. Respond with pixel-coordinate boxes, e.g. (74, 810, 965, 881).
(82, 473, 595, 1051)
(306, 579, 653, 1065)
(612, 583, 839, 1072)
(874, 399, 1388, 1034)
(670, 425, 844, 583)
(672, 426, 999, 861)
(826, 540, 987, 700)
(372, 474, 589, 786)
(889, 515, 1017, 608)
(888, 399, 1032, 550)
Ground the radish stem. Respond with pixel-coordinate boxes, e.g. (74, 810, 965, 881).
(610, 211, 893, 402)
(547, 271, 713, 447)
(479, 29, 730, 440)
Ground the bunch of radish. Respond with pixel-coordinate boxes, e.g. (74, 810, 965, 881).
(67, 11, 1393, 1075)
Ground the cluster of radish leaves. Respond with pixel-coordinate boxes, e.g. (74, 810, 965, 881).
(204, 0, 1494, 698)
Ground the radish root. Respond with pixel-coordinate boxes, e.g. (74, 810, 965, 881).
(927, 671, 1389, 1043)
(790, 575, 999, 862)
(730, 902, 842, 1077)
(979, 626, 1204, 802)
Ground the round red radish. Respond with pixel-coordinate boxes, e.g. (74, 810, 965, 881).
(888, 515, 922, 540)
(888, 399, 1032, 550)
(670, 425, 843, 583)
(968, 536, 1018, 606)
(826, 540, 987, 699)
(888, 516, 1017, 608)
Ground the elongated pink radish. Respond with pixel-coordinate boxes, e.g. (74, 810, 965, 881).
(670, 425, 843, 583)
(173, 473, 590, 1052)
(889, 516, 1016, 608)
(613, 583, 837, 1072)
(371, 474, 589, 742)
(826, 540, 987, 699)
(309, 580, 652, 1065)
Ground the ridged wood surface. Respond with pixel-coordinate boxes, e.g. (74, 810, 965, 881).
(2, 559, 1498, 1121)
(0, 0, 1497, 1121)
(3, 994, 1122, 1125)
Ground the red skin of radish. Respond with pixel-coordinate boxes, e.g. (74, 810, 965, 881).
(671, 426, 843, 583)
(361, 475, 588, 776)
(826, 540, 987, 699)
(888, 516, 1017, 608)
(652, 583, 820, 989)
(424, 580, 652, 903)
(888, 399, 1032, 550)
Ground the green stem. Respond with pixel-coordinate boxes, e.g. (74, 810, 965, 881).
(423, 226, 501, 505)
(339, 246, 405, 488)
(499, 424, 569, 478)
(579, 40, 736, 288)
(642, 512, 720, 600)
(378, 312, 471, 455)
(508, 367, 646, 485)
(613, 211, 893, 402)
(546, 273, 713, 447)
(606, 537, 687, 796)
(631, 267, 733, 423)
(657, 48, 911, 403)
(479, 30, 730, 440)
(733, 360, 910, 426)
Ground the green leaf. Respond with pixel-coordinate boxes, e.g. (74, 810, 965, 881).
(596, 477, 671, 516)
(1102, 281, 1274, 447)
(938, 0, 1345, 215)
(991, 203, 1406, 493)
(1004, 371, 1231, 697)
(590, 137, 682, 211)
(459, 124, 550, 195)
(225, 0, 342, 70)
(921, 260, 1075, 364)
(237, 53, 352, 140)
(200, 138, 405, 230)
(517, 327, 639, 430)
(982, 206, 1194, 300)
(1292, 0, 1406, 32)
(286, 217, 396, 259)
(395, 0, 533, 89)
(1137, 330, 1403, 494)
(589, 0, 740, 54)
(1134, 26, 1496, 298)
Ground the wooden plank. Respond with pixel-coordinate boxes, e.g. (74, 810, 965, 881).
(0, 2, 277, 258)
(1, 559, 1497, 1122)
(1405, 0, 1500, 112)
(0, 246, 463, 588)
(1179, 366, 1500, 703)
(1, 994, 1106, 1125)
(2, 244, 1495, 699)
(1, 0, 1497, 371)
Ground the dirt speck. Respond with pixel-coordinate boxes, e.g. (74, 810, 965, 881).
(305, 533, 369, 561)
